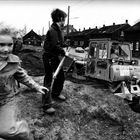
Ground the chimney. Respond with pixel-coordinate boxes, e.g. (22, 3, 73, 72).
(79, 29, 81, 32)
(113, 22, 115, 26)
(95, 26, 98, 29)
(83, 27, 85, 31)
(125, 19, 128, 24)
(89, 27, 91, 30)
(103, 24, 105, 27)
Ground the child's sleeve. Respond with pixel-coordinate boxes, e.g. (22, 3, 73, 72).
(14, 66, 40, 90)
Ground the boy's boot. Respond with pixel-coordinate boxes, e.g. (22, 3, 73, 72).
(52, 94, 66, 101)
(42, 90, 55, 114)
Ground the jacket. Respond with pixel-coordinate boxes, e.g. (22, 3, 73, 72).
(0, 54, 39, 105)
(43, 23, 65, 56)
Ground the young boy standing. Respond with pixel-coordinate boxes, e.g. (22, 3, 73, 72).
(0, 29, 48, 140)
(42, 8, 67, 114)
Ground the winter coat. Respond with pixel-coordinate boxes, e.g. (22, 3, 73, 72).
(0, 54, 38, 105)
(43, 23, 65, 56)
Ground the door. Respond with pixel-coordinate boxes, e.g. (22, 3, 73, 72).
(86, 41, 110, 81)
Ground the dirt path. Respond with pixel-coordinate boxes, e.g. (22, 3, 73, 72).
(16, 76, 140, 140)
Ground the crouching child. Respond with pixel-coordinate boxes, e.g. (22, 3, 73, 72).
(0, 29, 48, 140)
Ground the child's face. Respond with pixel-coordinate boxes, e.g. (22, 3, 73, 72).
(59, 17, 66, 28)
(0, 35, 13, 60)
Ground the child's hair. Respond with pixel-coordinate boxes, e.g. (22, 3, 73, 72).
(51, 8, 67, 23)
(0, 27, 14, 37)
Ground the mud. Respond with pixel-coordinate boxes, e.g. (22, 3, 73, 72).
(17, 76, 140, 140)
(16, 47, 140, 140)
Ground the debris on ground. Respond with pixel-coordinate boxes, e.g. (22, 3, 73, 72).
(16, 46, 140, 140)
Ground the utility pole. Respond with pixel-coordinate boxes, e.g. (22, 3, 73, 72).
(42, 27, 44, 35)
(48, 21, 51, 29)
(24, 25, 27, 35)
(67, 6, 70, 39)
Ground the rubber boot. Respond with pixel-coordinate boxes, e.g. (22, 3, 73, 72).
(42, 91, 55, 114)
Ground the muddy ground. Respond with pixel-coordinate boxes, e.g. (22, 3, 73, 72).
(16, 48, 140, 140)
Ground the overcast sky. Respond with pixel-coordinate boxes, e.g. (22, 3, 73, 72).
(0, 0, 140, 35)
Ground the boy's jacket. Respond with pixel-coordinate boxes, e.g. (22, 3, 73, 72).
(43, 23, 65, 56)
(0, 54, 38, 105)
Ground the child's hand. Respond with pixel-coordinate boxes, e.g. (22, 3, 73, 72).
(35, 86, 49, 94)
(65, 51, 69, 57)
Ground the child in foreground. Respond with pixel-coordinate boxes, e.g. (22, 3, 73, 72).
(0, 29, 48, 140)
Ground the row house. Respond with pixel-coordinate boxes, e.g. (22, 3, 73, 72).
(124, 22, 140, 57)
(67, 20, 130, 48)
(68, 27, 98, 48)
(91, 20, 130, 41)
(22, 21, 140, 58)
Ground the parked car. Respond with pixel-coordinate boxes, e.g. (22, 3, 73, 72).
(75, 47, 84, 53)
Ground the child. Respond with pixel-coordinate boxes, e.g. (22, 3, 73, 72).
(42, 8, 67, 114)
(0, 28, 48, 140)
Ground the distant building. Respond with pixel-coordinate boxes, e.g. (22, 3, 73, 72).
(62, 24, 77, 37)
(23, 30, 42, 46)
(67, 20, 130, 48)
(68, 27, 98, 48)
(90, 20, 130, 41)
(124, 21, 140, 57)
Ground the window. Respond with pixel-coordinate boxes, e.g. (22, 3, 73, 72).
(98, 43, 107, 59)
(119, 44, 131, 60)
(111, 43, 131, 61)
(136, 41, 139, 51)
(89, 42, 97, 58)
(80, 41, 84, 46)
(130, 43, 133, 50)
(121, 31, 124, 37)
(74, 41, 78, 46)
